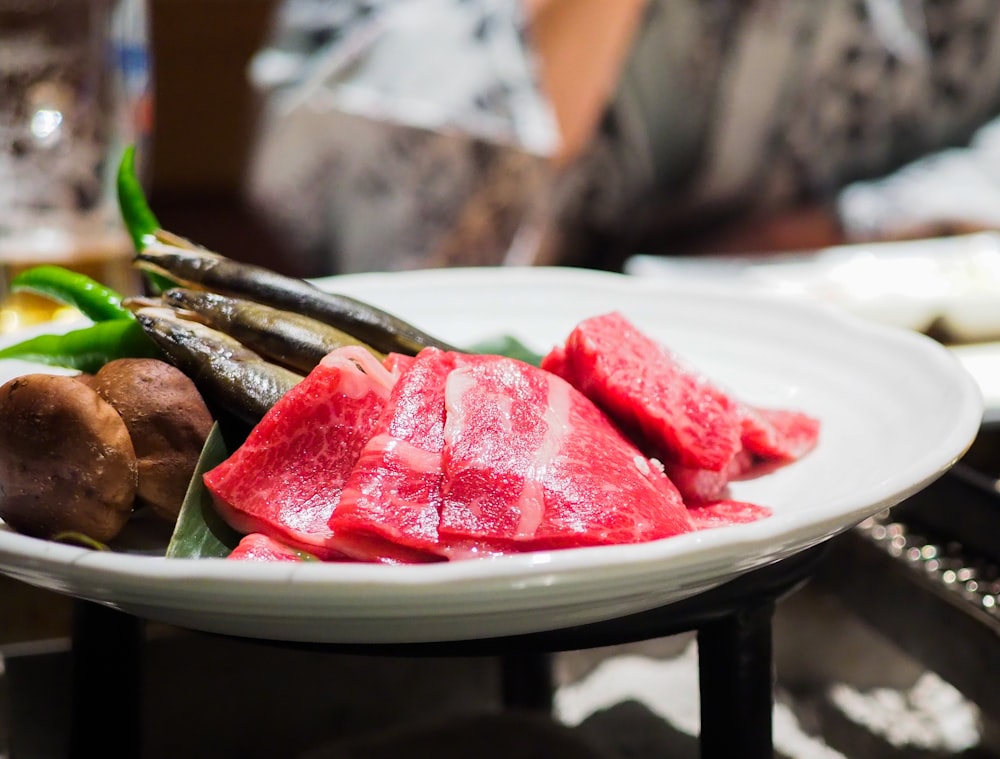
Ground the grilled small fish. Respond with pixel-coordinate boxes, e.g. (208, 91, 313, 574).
(131, 306, 303, 425)
(135, 241, 458, 356)
(161, 288, 384, 374)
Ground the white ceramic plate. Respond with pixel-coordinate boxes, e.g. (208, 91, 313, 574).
(0, 267, 983, 644)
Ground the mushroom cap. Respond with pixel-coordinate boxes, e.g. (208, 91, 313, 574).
(93, 358, 213, 521)
(0, 373, 137, 543)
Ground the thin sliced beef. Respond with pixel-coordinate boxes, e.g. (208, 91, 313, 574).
(438, 355, 692, 555)
(541, 312, 742, 472)
(227, 533, 312, 562)
(738, 405, 820, 461)
(203, 346, 406, 562)
(664, 449, 756, 503)
(542, 312, 819, 510)
(383, 352, 416, 377)
(687, 500, 772, 530)
(208, 314, 814, 563)
(329, 348, 458, 559)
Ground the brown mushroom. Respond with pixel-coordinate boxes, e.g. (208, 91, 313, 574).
(0, 373, 137, 543)
(73, 372, 98, 390)
(92, 358, 214, 522)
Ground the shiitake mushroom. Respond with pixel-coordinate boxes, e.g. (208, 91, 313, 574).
(0, 357, 215, 543)
(92, 358, 214, 522)
(0, 373, 138, 542)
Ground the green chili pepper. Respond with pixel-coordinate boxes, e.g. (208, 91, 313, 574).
(116, 145, 176, 294)
(116, 145, 160, 252)
(0, 319, 160, 374)
(9, 265, 132, 322)
(52, 532, 111, 551)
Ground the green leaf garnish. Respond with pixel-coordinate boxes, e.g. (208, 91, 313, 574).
(165, 424, 242, 558)
(466, 334, 542, 365)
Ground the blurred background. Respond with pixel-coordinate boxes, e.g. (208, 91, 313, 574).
(148, 0, 1000, 281)
(145, 0, 291, 270)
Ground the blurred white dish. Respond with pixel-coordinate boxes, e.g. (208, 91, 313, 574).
(951, 342, 1000, 425)
(625, 232, 1000, 341)
(0, 267, 983, 644)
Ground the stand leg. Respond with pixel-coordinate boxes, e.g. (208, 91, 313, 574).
(697, 601, 775, 759)
(69, 600, 144, 759)
(500, 652, 554, 711)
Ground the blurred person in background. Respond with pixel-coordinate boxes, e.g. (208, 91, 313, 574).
(244, 0, 1000, 275)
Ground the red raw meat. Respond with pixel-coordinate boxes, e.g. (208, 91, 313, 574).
(329, 348, 458, 559)
(738, 405, 820, 461)
(541, 312, 742, 472)
(659, 407, 818, 503)
(664, 449, 756, 503)
(542, 312, 819, 514)
(687, 500, 772, 530)
(438, 355, 692, 555)
(383, 352, 415, 377)
(208, 312, 815, 562)
(203, 346, 407, 562)
(227, 533, 313, 562)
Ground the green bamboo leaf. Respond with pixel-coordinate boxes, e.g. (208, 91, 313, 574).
(166, 424, 242, 559)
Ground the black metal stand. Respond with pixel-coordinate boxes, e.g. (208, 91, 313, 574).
(501, 652, 555, 712)
(66, 545, 827, 759)
(68, 601, 144, 759)
(698, 601, 776, 758)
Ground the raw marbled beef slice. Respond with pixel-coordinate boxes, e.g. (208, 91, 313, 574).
(203, 346, 399, 561)
(330, 348, 459, 560)
(383, 352, 415, 377)
(738, 405, 820, 461)
(438, 355, 692, 556)
(541, 312, 742, 472)
(664, 449, 756, 503)
(686, 500, 772, 530)
(227, 533, 314, 562)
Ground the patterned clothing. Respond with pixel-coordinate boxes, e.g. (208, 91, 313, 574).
(247, 0, 1000, 270)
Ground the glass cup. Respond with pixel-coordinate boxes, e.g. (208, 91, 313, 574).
(0, 0, 152, 333)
